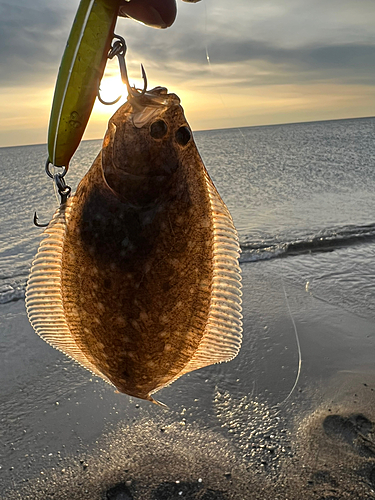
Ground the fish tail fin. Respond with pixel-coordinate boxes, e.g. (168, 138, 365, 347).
(148, 395, 169, 409)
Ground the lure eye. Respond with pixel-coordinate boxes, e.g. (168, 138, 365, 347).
(150, 120, 168, 139)
(175, 126, 191, 146)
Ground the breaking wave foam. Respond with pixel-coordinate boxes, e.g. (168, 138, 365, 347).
(240, 222, 375, 263)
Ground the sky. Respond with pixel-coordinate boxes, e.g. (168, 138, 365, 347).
(0, 0, 374, 147)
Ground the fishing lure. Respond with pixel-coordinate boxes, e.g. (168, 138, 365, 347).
(48, 0, 122, 170)
(26, 87, 243, 403)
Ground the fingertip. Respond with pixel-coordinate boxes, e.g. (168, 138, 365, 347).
(119, 0, 177, 29)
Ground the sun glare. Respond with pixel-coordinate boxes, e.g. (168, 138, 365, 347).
(98, 73, 125, 107)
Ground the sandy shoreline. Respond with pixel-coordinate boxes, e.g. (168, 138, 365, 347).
(1, 261, 375, 498)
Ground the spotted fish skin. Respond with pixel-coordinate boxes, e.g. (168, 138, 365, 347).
(26, 89, 242, 402)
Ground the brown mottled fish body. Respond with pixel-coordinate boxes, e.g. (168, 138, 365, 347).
(26, 89, 242, 402)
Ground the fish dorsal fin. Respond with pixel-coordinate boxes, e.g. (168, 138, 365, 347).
(152, 170, 243, 394)
(25, 201, 111, 384)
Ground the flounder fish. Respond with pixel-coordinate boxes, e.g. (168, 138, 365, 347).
(26, 87, 242, 403)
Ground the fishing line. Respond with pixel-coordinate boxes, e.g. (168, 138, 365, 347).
(204, 2, 210, 67)
(276, 276, 302, 407)
(275, 153, 305, 408)
(203, 2, 248, 156)
(203, 3, 301, 408)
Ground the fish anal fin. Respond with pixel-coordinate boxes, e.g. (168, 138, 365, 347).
(25, 201, 111, 385)
(148, 395, 169, 409)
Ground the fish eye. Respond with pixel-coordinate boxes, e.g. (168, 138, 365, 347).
(175, 126, 191, 146)
(150, 120, 168, 139)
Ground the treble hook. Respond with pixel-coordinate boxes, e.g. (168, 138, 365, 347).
(98, 34, 147, 105)
(33, 159, 72, 228)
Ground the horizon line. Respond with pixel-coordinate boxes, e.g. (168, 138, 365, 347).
(1, 114, 374, 150)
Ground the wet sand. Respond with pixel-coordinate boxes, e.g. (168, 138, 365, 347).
(1, 262, 375, 499)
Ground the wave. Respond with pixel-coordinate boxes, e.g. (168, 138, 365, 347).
(240, 223, 375, 263)
(0, 283, 26, 304)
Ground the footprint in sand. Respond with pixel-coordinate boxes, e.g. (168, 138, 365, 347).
(323, 413, 375, 458)
(151, 481, 228, 500)
(105, 480, 228, 500)
(105, 482, 133, 499)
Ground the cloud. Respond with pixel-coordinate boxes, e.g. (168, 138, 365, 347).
(123, 34, 375, 90)
(0, 0, 374, 147)
(1, 0, 374, 90)
(115, 0, 375, 88)
(0, 0, 76, 86)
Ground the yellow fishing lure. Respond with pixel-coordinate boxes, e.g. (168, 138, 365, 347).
(48, 0, 121, 169)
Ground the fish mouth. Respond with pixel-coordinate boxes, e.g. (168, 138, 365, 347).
(128, 87, 180, 128)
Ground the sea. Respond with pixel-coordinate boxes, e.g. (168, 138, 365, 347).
(1, 116, 375, 499)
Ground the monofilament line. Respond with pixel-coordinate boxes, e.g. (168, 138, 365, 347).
(277, 278, 302, 406)
(204, 3, 210, 66)
(203, 3, 248, 157)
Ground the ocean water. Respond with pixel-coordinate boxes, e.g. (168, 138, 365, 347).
(1, 116, 375, 498)
(201, 118, 375, 311)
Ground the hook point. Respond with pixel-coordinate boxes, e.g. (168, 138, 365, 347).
(33, 212, 49, 228)
(140, 64, 147, 94)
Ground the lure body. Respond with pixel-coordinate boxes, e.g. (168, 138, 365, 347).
(27, 89, 242, 402)
(48, 0, 121, 168)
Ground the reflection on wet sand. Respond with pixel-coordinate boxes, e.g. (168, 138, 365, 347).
(5, 372, 375, 500)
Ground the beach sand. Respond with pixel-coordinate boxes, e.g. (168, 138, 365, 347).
(1, 262, 375, 499)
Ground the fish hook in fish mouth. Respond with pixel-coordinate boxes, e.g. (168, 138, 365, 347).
(98, 34, 147, 105)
